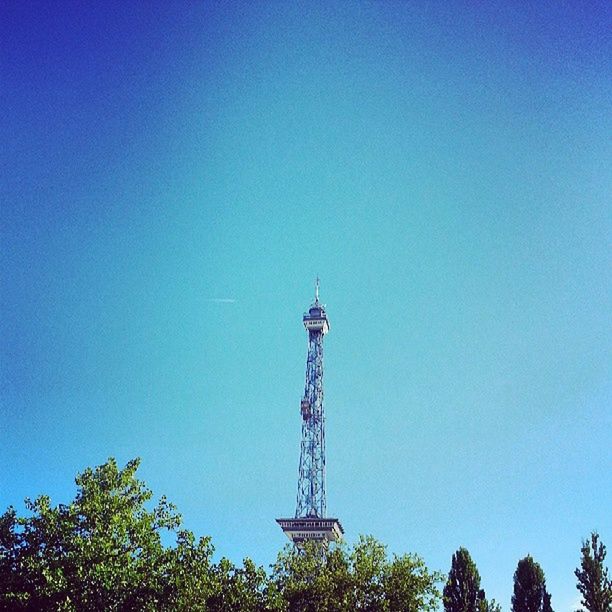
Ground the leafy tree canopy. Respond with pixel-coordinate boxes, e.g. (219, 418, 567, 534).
(0, 458, 251, 611)
(575, 532, 612, 612)
(271, 534, 442, 612)
(0, 457, 443, 612)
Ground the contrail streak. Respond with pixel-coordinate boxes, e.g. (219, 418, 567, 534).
(203, 298, 237, 303)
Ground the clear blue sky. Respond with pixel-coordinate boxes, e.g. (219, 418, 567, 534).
(1, 2, 610, 610)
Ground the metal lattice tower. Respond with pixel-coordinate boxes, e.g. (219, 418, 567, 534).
(296, 278, 328, 518)
(277, 280, 343, 545)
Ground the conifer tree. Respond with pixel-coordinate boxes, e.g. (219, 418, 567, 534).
(575, 532, 612, 612)
(512, 556, 553, 612)
(444, 548, 484, 612)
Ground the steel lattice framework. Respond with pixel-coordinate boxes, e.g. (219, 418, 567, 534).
(296, 288, 327, 518)
(276, 281, 343, 545)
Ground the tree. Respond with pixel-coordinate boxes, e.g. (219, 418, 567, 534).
(383, 549, 442, 612)
(0, 458, 222, 610)
(205, 556, 280, 612)
(271, 540, 353, 612)
(443, 548, 484, 612)
(0, 457, 182, 610)
(351, 535, 388, 611)
(512, 555, 553, 612)
(575, 532, 612, 612)
(270, 535, 441, 612)
(163, 528, 217, 610)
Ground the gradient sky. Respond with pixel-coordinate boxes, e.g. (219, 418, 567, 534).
(1, 2, 611, 610)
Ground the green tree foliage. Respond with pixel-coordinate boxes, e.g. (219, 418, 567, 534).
(575, 532, 612, 612)
(271, 540, 351, 611)
(383, 547, 442, 612)
(0, 457, 181, 610)
(271, 534, 442, 612)
(480, 595, 502, 612)
(442, 548, 500, 612)
(0, 458, 256, 611)
(206, 557, 281, 612)
(443, 548, 483, 612)
(0, 457, 443, 611)
(164, 528, 217, 610)
(512, 555, 553, 612)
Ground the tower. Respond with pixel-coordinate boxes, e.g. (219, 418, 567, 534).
(276, 280, 344, 545)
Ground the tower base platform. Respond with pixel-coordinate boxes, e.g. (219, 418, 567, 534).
(276, 517, 344, 545)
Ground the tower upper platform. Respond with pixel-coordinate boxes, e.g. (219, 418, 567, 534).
(303, 279, 330, 334)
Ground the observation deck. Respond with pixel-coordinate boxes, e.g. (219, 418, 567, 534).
(276, 517, 344, 545)
(303, 304, 330, 334)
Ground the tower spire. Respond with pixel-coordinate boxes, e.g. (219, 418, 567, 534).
(276, 283, 344, 545)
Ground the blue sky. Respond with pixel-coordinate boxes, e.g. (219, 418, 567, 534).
(1, 1, 610, 609)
